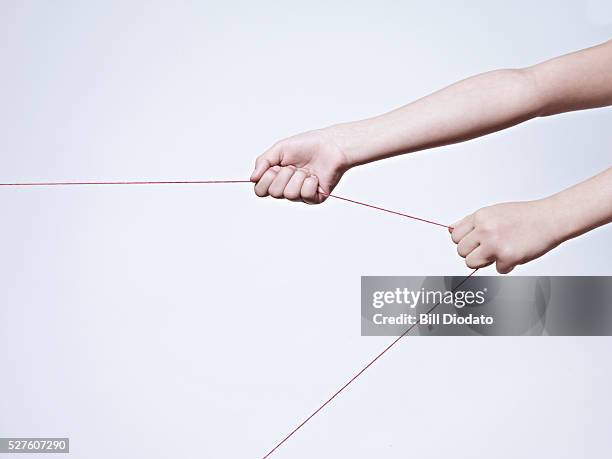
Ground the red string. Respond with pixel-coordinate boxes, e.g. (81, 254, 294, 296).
(325, 193, 450, 229)
(0, 180, 252, 186)
(1, 176, 461, 457)
(0, 179, 450, 229)
(260, 268, 479, 458)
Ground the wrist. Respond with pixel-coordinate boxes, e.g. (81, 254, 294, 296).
(324, 118, 385, 169)
(538, 194, 575, 246)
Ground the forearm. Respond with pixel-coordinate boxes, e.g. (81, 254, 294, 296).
(547, 167, 612, 245)
(332, 68, 543, 166)
(330, 40, 612, 168)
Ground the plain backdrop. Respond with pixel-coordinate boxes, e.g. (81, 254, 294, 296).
(0, 1, 611, 458)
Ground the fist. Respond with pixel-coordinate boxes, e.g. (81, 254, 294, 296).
(450, 200, 560, 274)
(250, 129, 350, 204)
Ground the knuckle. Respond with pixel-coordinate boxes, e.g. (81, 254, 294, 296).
(273, 140, 288, 156)
(261, 168, 276, 180)
(496, 263, 511, 274)
(272, 139, 285, 150)
(269, 189, 283, 198)
(474, 209, 495, 230)
(255, 155, 268, 167)
(268, 183, 285, 198)
(473, 209, 486, 225)
(301, 185, 316, 197)
(496, 244, 516, 261)
(476, 233, 495, 251)
(466, 258, 478, 269)
(481, 221, 498, 234)
(302, 192, 318, 204)
(254, 183, 268, 197)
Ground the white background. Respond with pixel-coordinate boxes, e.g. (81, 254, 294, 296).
(0, 1, 611, 458)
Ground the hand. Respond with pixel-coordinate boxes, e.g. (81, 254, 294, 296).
(250, 128, 350, 204)
(449, 200, 562, 274)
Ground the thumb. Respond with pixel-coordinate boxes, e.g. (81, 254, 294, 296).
(317, 184, 331, 203)
(496, 260, 515, 275)
(251, 145, 281, 182)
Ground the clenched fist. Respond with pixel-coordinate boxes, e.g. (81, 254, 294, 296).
(450, 200, 562, 274)
(250, 128, 350, 204)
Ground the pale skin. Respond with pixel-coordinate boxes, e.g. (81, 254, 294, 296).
(251, 40, 612, 273)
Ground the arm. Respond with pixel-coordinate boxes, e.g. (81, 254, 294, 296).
(250, 40, 612, 203)
(333, 39, 612, 167)
(450, 167, 612, 273)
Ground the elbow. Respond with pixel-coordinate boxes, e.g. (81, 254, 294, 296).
(510, 67, 550, 117)
(479, 67, 549, 119)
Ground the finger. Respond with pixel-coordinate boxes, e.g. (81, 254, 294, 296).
(251, 144, 282, 182)
(268, 166, 296, 199)
(496, 260, 515, 274)
(450, 214, 475, 244)
(254, 166, 280, 197)
(284, 169, 307, 201)
(465, 246, 495, 269)
(300, 176, 319, 204)
(316, 184, 330, 203)
(456, 230, 480, 258)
